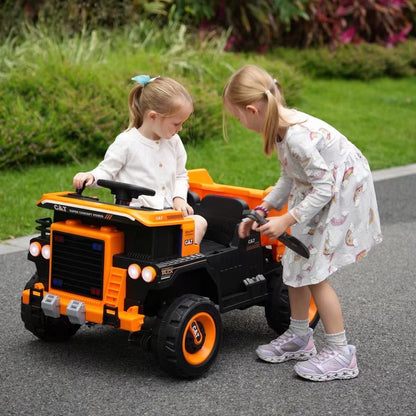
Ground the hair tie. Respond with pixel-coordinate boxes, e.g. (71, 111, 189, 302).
(265, 89, 271, 96)
(131, 75, 160, 86)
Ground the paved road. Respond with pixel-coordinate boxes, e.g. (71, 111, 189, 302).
(1, 167, 416, 416)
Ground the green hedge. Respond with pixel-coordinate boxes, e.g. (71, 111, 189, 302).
(274, 40, 416, 79)
(0, 25, 303, 170)
(1, 24, 415, 170)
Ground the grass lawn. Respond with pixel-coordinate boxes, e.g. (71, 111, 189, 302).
(298, 77, 416, 170)
(1, 77, 415, 240)
(188, 76, 416, 186)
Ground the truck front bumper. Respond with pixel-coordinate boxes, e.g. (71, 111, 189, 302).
(22, 284, 145, 332)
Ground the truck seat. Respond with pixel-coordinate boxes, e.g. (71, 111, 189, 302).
(195, 194, 249, 246)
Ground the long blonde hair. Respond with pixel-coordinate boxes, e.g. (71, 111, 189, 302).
(128, 77, 193, 129)
(223, 65, 289, 156)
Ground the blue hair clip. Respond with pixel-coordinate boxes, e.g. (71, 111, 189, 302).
(131, 75, 160, 86)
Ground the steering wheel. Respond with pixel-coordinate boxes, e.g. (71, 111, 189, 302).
(95, 179, 155, 206)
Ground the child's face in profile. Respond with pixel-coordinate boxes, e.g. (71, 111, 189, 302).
(153, 102, 193, 140)
(225, 100, 265, 134)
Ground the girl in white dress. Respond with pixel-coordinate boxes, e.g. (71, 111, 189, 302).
(73, 75, 207, 244)
(223, 65, 382, 381)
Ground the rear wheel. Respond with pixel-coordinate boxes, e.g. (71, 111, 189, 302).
(155, 294, 222, 378)
(308, 296, 320, 329)
(21, 273, 80, 342)
(265, 270, 319, 335)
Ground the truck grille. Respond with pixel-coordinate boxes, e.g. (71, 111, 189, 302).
(51, 231, 104, 299)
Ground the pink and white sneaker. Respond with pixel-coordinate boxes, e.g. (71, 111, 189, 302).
(294, 345, 359, 381)
(256, 328, 317, 363)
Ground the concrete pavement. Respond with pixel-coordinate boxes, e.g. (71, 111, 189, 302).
(0, 234, 38, 255)
(2, 164, 416, 416)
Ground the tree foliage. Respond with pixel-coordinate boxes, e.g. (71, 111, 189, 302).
(2, 1, 414, 50)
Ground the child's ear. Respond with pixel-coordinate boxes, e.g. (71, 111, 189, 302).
(245, 104, 258, 114)
(147, 110, 158, 121)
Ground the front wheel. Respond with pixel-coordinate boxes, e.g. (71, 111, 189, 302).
(265, 270, 320, 335)
(21, 273, 80, 342)
(155, 294, 222, 378)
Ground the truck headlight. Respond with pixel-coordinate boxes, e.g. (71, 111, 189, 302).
(128, 263, 141, 280)
(41, 244, 51, 260)
(142, 266, 156, 283)
(29, 242, 41, 257)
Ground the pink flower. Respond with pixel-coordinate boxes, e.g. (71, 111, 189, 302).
(224, 36, 236, 51)
(380, 0, 408, 6)
(386, 24, 413, 46)
(340, 26, 356, 43)
(336, 3, 353, 17)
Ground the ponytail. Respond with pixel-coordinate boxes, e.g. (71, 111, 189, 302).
(128, 84, 144, 129)
(263, 92, 280, 156)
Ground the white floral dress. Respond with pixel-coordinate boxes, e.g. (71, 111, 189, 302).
(264, 111, 382, 287)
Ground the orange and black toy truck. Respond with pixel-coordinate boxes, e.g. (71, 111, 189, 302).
(21, 169, 318, 378)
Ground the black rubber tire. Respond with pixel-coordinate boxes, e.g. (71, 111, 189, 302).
(264, 270, 320, 335)
(155, 294, 222, 378)
(21, 273, 80, 342)
(264, 269, 291, 335)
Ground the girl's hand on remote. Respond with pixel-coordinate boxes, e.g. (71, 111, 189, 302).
(259, 213, 296, 240)
(239, 218, 255, 238)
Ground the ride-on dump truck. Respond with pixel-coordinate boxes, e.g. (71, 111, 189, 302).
(21, 169, 318, 378)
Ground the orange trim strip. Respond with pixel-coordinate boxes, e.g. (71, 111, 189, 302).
(189, 169, 288, 259)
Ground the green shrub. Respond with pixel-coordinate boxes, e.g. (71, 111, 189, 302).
(0, 0, 311, 51)
(0, 23, 303, 170)
(2, 20, 414, 171)
(395, 38, 416, 70)
(275, 41, 416, 79)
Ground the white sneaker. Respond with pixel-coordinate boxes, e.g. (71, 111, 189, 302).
(294, 345, 359, 381)
(256, 328, 317, 363)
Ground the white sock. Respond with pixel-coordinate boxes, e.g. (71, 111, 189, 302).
(289, 317, 310, 338)
(325, 331, 350, 355)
